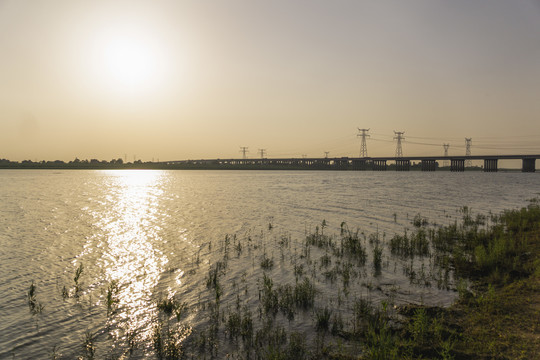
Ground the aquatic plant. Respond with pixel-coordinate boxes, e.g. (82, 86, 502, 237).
(260, 252, 274, 270)
(74, 263, 83, 295)
(27, 281, 44, 314)
(412, 213, 429, 227)
(294, 277, 316, 309)
(106, 280, 119, 314)
(152, 323, 191, 360)
(225, 310, 242, 339)
(82, 330, 95, 360)
(157, 297, 188, 321)
(315, 306, 332, 332)
(373, 242, 383, 272)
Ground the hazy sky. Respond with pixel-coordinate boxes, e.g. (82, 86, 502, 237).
(1, 0, 540, 161)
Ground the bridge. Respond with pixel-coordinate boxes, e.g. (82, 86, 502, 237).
(168, 155, 539, 172)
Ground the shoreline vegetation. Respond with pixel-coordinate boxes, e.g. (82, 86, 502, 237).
(0, 158, 493, 171)
(23, 201, 539, 359)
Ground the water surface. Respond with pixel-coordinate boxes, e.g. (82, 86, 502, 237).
(1, 170, 538, 358)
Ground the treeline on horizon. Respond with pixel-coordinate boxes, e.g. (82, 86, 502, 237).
(0, 158, 487, 171)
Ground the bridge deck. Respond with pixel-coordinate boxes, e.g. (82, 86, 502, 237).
(167, 155, 539, 172)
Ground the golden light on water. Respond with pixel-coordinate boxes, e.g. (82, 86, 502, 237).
(95, 170, 171, 341)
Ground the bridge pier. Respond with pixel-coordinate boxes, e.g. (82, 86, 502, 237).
(352, 159, 369, 170)
(522, 158, 536, 172)
(333, 158, 350, 169)
(395, 159, 410, 171)
(451, 158, 465, 172)
(483, 159, 498, 172)
(421, 159, 437, 171)
(373, 159, 387, 171)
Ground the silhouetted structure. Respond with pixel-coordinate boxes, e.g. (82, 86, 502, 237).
(394, 131, 405, 157)
(443, 144, 450, 167)
(239, 147, 249, 159)
(465, 138, 472, 167)
(357, 128, 370, 157)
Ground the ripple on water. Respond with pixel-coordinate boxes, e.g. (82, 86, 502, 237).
(0, 170, 538, 358)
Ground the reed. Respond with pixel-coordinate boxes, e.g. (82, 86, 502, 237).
(73, 263, 83, 296)
(82, 330, 95, 360)
(315, 306, 332, 332)
(27, 281, 44, 314)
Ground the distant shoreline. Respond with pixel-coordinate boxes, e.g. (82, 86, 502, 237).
(0, 159, 513, 171)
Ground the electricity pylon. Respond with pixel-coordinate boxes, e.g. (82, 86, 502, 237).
(239, 147, 249, 159)
(357, 128, 370, 157)
(258, 148, 266, 159)
(394, 131, 405, 158)
(465, 138, 472, 167)
(443, 143, 450, 167)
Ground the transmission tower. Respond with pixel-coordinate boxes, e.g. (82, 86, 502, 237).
(393, 131, 405, 157)
(239, 146, 249, 159)
(465, 138, 472, 167)
(324, 151, 330, 158)
(443, 143, 450, 167)
(258, 148, 266, 159)
(357, 128, 370, 157)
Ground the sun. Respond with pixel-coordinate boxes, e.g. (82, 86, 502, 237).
(88, 24, 169, 98)
(102, 35, 157, 88)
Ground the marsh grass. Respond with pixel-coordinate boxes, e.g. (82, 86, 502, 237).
(106, 280, 119, 314)
(260, 252, 274, 270)
(27, 281, 44, 315)
(23, 200, 540, 359)
(81, 330, 95, 360)
(315, 306, 332, 332)
(74, 263, 83, 296)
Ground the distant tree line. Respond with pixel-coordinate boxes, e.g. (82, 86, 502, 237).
(0, 158, 159, 169)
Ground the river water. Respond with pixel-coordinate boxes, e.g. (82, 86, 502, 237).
(1, 169, 538, 358)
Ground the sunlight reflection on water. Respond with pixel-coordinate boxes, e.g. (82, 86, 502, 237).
(92, 170, 170, 342)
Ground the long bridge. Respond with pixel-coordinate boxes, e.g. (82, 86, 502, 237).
(168, 155, 539, 172)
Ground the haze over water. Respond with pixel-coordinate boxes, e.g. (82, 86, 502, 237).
(1, 170, 539, 358)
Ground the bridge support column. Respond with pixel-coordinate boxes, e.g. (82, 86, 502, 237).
(352, 159, 369, 170)
(421, 159, 436, 171)
(451, 159, 465, 172)
(333, 158, 350, 169)
(373, 159, 387, 171)
(522, 158, 536, 172)
(395, 159, 410, 171)
(483, 159, 498, 172)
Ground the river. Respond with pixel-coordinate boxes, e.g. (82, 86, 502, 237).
(1, 170, 538, 358)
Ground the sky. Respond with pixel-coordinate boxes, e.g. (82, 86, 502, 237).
(1, 0, 540, 162)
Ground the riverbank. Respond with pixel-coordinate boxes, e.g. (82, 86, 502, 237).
(395, 200, 540, 360)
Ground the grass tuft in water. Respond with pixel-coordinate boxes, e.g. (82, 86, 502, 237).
(315, 306, 332, 332)
(27, 281, 44, 314)
(74, 263, 83, 296)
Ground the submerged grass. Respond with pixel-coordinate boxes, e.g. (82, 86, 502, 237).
(19, 200, 540, 359)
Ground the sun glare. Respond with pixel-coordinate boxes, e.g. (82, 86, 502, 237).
(102, 35, 157, 88)
(88, 24, 169, 98)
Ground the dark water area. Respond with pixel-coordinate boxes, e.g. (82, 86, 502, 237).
(1, 170, 539, 358)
